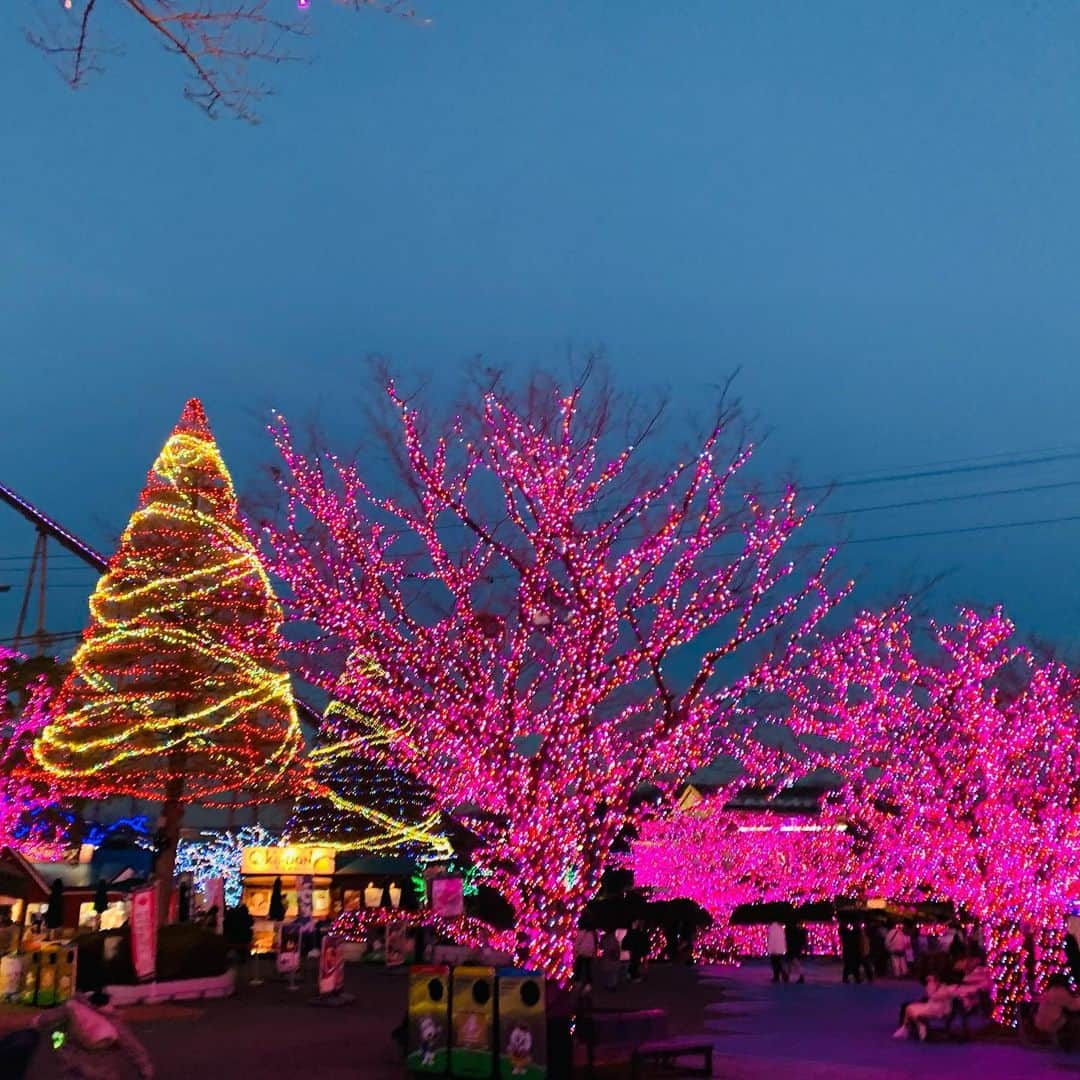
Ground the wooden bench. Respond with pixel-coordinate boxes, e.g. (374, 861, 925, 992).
(577, 1007, 669, 1075)
(631, 1035, 714, 1077)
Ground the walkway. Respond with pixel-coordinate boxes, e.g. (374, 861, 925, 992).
(700, 960, 1080, 1080)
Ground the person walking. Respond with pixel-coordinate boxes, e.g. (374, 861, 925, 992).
(767, 920, 789, 983)
(840, 921, 862, 984)
(574, 925, 596, 992)
(869, 921, 888, 978)
(905, 922, 918, 971)
(785, 921, 807, 984)
(624, 921, 648, 983)
(857, 921, 875, 983)
(886, 923, 909, 977)
(599, 928, 622, 991)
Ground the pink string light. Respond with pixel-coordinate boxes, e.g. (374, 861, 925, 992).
(774, 604, 1080, 1026)
(0, 649, 63, 859)
(263, 378, 848, 982)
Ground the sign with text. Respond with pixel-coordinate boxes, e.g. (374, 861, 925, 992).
(241, 845, 335, 877)
(130, 886, 158, 982)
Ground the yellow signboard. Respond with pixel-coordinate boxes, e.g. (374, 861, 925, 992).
(240, 845, 336, 877)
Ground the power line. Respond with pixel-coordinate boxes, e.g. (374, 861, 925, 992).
(791, 449, 1080, 493)
(844, 512, 1080, 546)
(0, 630, 82, 645)
(820, 478, 1080, 518)
(0, 553, 90, 563)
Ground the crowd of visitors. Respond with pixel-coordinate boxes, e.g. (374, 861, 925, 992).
(762, 913, 1080, 1050)
(571, 919, 666, 994)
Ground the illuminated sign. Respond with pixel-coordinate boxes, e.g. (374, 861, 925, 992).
(241, 845, 336, 877)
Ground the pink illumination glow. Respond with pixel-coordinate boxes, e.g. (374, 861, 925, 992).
(775, 604, 1080, 1026)
(332, 907, 516, 955)
(263, 377, 848, 982)
(633, 799, 853, 942)
(0, 649, 63, 859)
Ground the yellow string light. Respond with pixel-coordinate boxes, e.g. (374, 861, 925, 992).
(35, 399, 309, 807)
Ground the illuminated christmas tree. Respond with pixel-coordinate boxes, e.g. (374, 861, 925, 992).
(285, 690, 450, 856)
(35, 399, 309, 913)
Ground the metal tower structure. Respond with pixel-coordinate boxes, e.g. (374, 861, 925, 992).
(0, 480, 107, 654)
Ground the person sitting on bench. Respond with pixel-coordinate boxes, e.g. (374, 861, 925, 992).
(1034, 974, 1080, 1047)
(893, 975, 957, 1040)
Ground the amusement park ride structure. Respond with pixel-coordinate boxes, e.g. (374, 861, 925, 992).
(0, 480, 323, 729)
(0, 480, 107, 655)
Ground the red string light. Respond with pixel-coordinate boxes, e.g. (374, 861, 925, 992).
(35, 399, 309, 808)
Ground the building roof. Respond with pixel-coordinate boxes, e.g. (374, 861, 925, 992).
(29, 860, 96, 890)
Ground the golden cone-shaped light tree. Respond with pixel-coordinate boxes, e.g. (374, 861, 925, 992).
(35, 398, 309, 918)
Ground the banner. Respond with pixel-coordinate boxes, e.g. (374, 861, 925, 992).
(202, 878, 225, 932)
(431, 876, 464, 918)
(296, 875, 313, 920)
(318, 934, 345, 995)
(385, 920, 415, 968)
(276, 921, 302, 974)
(130, 885, 158, 982)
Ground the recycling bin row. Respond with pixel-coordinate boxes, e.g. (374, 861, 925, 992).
(408, 964, 546, 1078)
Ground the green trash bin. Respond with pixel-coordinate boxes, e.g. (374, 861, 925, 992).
(408, 964, 451, 1075)
(450, 965, 495, 1077)
(497, 968, 546, 1079)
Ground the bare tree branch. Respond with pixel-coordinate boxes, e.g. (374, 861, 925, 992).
(26, 0, 424, 122)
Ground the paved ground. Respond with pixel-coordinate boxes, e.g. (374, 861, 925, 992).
(10, 957, 1080, 1077)
(700, 960, 1080, 1080)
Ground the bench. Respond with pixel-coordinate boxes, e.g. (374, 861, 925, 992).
(631, 1035, 714, 1078)
(577, 1007, 669, 1075)
(925, 993, 991, 1042)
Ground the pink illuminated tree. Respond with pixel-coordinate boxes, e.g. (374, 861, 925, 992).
(0, 649, 64, 859)
(778, 604, 1080, 1026)
(263, 372, 848, 980)
(633, 793, 855, 953)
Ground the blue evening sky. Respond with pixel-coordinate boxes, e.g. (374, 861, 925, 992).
(3, 1, 1080, 649)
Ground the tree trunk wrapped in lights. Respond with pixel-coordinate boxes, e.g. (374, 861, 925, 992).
(35, 398, 309, 918)
(777, 604, 1080, 1027)
(285, 690, 451, 857)
(263, 373, 847, 981)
